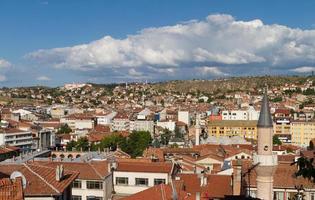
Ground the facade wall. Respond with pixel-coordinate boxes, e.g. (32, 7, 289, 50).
(156, 121, 175, 132)
(208, 124, 257, 139)
(113, 171, 169, 195)
(178, 111, 190, 126)
(72, 175, 112, 200)
(291, 121, 315, 147)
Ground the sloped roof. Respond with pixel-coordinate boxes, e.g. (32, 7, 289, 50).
(34, 160, 110, 180)
(0, 177, 23, 200)
(0, 163, 78, 196)
(116, 161, 173, 174)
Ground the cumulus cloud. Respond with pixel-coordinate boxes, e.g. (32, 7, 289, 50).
(37, 75, 51, 81)
(0, 59, 11, 69)
(26, 14, 315, 80)
(0, 74, 6, 82)
(290, 66, 315, 73)
(197, 66, 228, 76)
(128, 68, 143, 76)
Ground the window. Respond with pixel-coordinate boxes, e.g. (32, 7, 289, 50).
(274, 191, 284, 200)
(311, 193, 315, 200)
(87, 181, 103, 189)
(72, 180, 82, 188)
(116, 177, 128, 185)
(87, 197, 103, 200)
(154, 179, 166, 185)
(72, 196, 82, 200)
(135, 178, 149, 186)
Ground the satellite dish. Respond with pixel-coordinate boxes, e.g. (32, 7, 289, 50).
(10, 171, 27, 189)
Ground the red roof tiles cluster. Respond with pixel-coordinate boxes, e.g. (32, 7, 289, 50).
(0, 178, 23, 200)
(0, 163, 78, 197)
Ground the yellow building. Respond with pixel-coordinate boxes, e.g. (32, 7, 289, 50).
(208, 120, 258, 140)
(273, 118, 291, 143)
(291, 120, 315, 147)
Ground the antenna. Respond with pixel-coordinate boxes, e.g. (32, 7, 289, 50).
(10, 171, 27, 189)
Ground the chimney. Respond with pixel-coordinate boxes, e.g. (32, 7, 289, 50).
(232, 160, 242, 195)
(55, 165, 64, 181)
(196, 192, 200, 200)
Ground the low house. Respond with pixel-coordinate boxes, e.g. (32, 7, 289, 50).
(35, 160, 113, 200)
(113, 161, 175, 195)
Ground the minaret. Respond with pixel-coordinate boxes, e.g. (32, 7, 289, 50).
(195, 114, 201, 145)
(253, 93, 278, 200)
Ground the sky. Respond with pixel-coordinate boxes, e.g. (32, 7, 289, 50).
(1, 0, 315, 87)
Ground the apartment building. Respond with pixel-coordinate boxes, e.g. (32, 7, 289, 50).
(0, 128, 33, 151)
(113, 161, 174, 195)
(273, 118, 291, 143)
(112, 113, 130, 132)
(96, 111, 117, 126)
(61, 113, 95, 131)
(208, 120, 258, 140)
(221, 107, 259, 121)
(291, 120, 315, 147)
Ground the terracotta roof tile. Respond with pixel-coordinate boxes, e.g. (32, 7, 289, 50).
(116, 161, 173, 173)
(0, 163, 78, 196)
(0, 178, 23, 200)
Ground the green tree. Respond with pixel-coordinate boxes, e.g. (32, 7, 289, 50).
(66, 140, 76, 151)
(124, 131, 152, 158)
(271, 97, 282, 102)
(57, 124, 72, 134)
(174, 127, 183, 138)
(293, 157, 315, 183)
(273, 135, 282, 145)
(160, 128, 171, 145)
(75, 137, 89, 151)
(99, 134, 126, 151)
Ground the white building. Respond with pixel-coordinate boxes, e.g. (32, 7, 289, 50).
(222, 107, 259, 121)
(35, 160, 113, 200)
(0, 128, 33, 151)
(112, 113, 130, 132)
(178, 111, 190, 126)
(113, 161, 174, 195)
(61, 114, 94, 131)
(130, 120, 154, 135)
(96, 111, 117, 126)
(156, 121, 176, 132)
(222, 110, 248, 120)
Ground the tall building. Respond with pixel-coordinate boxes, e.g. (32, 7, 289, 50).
(291, 120, 315, 147)
(253, 94, 278, 200)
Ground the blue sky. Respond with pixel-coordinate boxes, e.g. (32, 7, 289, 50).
(1, 0, 315, 86)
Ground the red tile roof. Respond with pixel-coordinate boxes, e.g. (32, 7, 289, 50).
(116, 161, 173, 173)
(0, 178, 23, 200)
(202, 175, 233, 198)
(34, 160, 110, 180)
(0, 163, 78, 197)
(121, 183, 194, 200)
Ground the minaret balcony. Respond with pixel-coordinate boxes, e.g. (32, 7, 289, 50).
(253, 153, 278, 166)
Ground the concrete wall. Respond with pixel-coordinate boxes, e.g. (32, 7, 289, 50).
(113, 171, 169, 195)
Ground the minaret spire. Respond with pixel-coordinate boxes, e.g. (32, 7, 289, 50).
(257, 93, 273, 128)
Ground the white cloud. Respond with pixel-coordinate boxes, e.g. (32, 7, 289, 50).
(0, 59, 11, 69)
(37, 75, 51, 81)
(128, 68, 143, 76)
(26, 14, 315, 79)
(290, 66, 315, 73)
(0, 74, 6, 82)
(197, 66, 228, 76)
